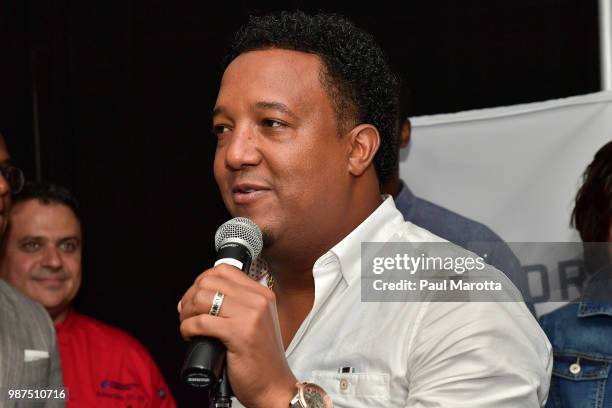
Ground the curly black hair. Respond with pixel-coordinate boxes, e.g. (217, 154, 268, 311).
(225, 11, 400, 185)
(572, 140, 612, 242)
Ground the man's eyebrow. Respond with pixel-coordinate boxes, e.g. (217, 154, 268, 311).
(59, 236, 80, 241)
(16, 235, 81, 244)
(17, 236, 44, 243)
(212, 106, 225, 118)
(255, 101, 297, 119)
(212, 102, 298, 120)
(59, 236, 82, 244)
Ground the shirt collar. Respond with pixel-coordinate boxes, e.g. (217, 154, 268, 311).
(326, 195, 406, 286)
(250, 196, 407, 286)
(578, 267, 612, 318)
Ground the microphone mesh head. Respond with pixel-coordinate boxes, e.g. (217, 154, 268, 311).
(214, 217, 263, 259)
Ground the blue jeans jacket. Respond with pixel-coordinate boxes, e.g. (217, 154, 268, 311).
(540, 269, 612, 407)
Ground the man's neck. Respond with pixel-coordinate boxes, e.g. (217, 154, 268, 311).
(51, 307, 70, 325)
(381, 171, 401, 199)
(269, 183, 383, 347)
(266, 189, 382, 294)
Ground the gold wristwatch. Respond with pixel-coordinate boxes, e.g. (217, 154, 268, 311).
(289, 382, 333, 408)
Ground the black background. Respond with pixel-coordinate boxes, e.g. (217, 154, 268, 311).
(0, 1, 600, 406)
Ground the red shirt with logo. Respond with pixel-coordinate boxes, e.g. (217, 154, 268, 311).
(55, 309, 176, 407)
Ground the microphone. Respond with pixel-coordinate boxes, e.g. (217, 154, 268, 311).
(181, 217, 263, 390)
(213, 368, 233, 408)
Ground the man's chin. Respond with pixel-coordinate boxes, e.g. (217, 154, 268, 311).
(30, 289, 68, 309)
(44, 303, 71, 319)
(38, 298, 66, 310)
(226, 212, 275, 249)
(228, 208, 264, 226)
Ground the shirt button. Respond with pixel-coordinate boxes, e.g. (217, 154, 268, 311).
(339, 378, 350, 391)
(569, 363, 581, 375)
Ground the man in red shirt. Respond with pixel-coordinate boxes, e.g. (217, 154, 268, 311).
(0, 182, 176, 407)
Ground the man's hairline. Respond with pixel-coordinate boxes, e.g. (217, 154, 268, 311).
(4, 198, 83, 242)
(229, 46, 359, 137)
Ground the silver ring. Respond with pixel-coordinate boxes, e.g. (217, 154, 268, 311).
(209, 291, 225, 317)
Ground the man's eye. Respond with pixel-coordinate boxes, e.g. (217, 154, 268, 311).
(212, 125, 231, 135)
(262, 119, 286, 128)
(59, 241, 78, 252)
(21, 242, 40, 252)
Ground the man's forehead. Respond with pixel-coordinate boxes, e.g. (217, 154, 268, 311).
(216, 49, 326, 114)
(223, 50, 322, 88)
(9, 200, 81, 236)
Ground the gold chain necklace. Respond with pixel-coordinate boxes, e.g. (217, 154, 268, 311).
(267, 274, 275, 290)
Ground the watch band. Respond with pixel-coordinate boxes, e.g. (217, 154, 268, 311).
(289, 382, 333, 408)
(290, 382, 307, 408)
(289, 394, 305, 408)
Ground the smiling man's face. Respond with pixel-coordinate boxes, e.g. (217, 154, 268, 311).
(0, 199, 82, 322)
(212, 48, 354, 253)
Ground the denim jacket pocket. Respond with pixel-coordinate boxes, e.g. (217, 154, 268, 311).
(549, 352, 610, 408)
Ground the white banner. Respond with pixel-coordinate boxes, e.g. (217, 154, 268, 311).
(401, 91, 612, 312)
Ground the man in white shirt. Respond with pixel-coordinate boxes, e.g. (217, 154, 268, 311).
(178, 11, 552, 408)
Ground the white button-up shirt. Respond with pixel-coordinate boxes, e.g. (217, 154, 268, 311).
(234, 196, 551, 407)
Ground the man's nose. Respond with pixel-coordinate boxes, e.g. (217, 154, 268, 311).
(42, 247, 63, 270)
(223, 124, 262, 170)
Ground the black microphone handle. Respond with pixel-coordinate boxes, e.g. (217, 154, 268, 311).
(181, 336, 226, 389)
(214, 367, 233, 407)
(181, 242, 252, 389)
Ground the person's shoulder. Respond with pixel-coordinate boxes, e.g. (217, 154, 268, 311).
(539, 303, 579, 324)
(411, 299, 551, 380)
(0, 278, 36, 310)
(409, 194, 504, 244)
(0, 279, 54, 335)
(539, 304, 579, 333)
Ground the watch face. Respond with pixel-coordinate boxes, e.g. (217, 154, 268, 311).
(302, 383, 333, 408)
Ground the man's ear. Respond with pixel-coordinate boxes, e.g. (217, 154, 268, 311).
(346, 124, 380, 177)
(400, 119, 411, 148)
